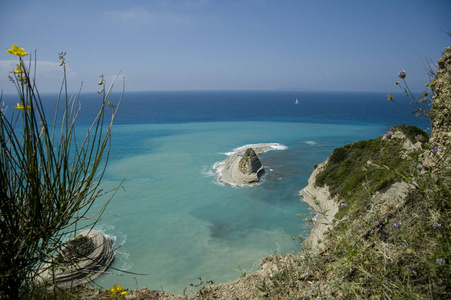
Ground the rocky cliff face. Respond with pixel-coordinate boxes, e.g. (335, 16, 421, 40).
(427, 46, 451, 164)
(238, 148, 265, 177)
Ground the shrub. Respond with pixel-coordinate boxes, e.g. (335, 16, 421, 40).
(0, 45, 123, 299)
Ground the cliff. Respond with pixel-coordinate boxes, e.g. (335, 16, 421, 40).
(74, 47, 451, 300)
(423, 46, 451, 166)
(237, 148, 265, 183)
(299, 159, 338, 250)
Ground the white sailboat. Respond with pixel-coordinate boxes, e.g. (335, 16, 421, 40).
(294, 98, 299, 104)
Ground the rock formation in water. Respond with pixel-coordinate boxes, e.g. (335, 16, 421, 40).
(217, 146, 268, 186)
(37, 229, 114, 289)
(239, 148, 265, 177)
(236, 148, 265, 184)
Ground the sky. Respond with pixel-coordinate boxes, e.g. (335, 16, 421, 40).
(1, 0, 450, 93)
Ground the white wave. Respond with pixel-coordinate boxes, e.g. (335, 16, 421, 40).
(269, 143, 288, 151)
(220, 143, 287, 158)
(97, 227, 132, 273)
(115, 249, 133, 271)
(231, 142, 287, 153)
(201, 165, 218, 177)
(306, 140, 317, 145)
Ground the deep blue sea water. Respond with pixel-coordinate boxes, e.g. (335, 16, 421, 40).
(2, 90, 428, 294)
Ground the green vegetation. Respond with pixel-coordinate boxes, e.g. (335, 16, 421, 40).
(257, 49, 451, 299)
(0, 45, 122, 299)
(258, 128, 450, 299)
(316, 125, 428, 220)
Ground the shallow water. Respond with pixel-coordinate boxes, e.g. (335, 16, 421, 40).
(2, 90, 427, 294)
(92, 120, 386, 293)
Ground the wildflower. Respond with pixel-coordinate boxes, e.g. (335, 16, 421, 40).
(432, 146, 439, 152)
(393, 221, 402, 228)
(340, 203, 348, 207)
(398, 70, 406, 79)
(436, 258, 445, 265)
(415, 134, 422, 140)
(423, 91, 428, 97)
(7, 44, 28, 56)
(17, 76, 28, 83)
(291, 236, 296, 241)
(13, 64, 23, 74)
(98, 74, 106, 85)
(109, 284, 126, 299)
(58, 51, 68, 67)
(401, 242, 406, 247)
(108, 102, 115, 108)
(417, 163, 424, 169)
(15, 103, 31, 110)
(384, 131, 393, 138)
(395, 81, 400, 85)
(420, 97, 427, 103)
(433, 221, 441, 228)
(298, 234, 303, 239)
(387, 93, 393, 101)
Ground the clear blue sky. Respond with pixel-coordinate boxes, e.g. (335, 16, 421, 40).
(1, 0, 450, 93)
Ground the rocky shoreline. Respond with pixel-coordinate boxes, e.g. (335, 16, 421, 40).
(298, 159, 339, 250)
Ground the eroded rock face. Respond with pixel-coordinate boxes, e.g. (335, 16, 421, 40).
(37, 230, 114, 289)
(428, 46, 451, 164)
(238, 148, 264, 176)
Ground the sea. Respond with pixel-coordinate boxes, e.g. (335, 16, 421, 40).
(2, 90, 429, 294)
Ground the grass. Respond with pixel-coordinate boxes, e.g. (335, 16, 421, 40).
(0, 45, 122, 299)
(258, 125, 450, 299)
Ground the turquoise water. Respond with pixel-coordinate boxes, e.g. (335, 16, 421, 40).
(2, 90, 427, 294)
(92, 120, 385, 293)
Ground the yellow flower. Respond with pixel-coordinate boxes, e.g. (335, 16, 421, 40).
(13, 64, 23, 74)
(15, 103, 31, 110)
(7, 44, 28, 56)
(109, 284, 126, 299)
(17, 76, 28, 83)
(108, 102, 115, 108)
